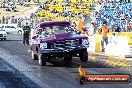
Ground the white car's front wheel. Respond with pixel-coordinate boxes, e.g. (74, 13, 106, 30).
(1, 38, 6, 41)
(4, 38, 6, 41)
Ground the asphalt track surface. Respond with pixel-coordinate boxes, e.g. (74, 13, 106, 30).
(0, 34, 132, 88)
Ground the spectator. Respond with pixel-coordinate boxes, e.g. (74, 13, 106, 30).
(115, 25, 121, 32)
(71, 20, 77, 29)
(87, 22, 96, 52)
(11, 16, 15, 23)
(23, 23, 30, 45)
(88, 22, 95, 36)
(111, 21, 116, 31)
(2, 16, 5, 24)
(98, 21, 109, 52)
(127, 22, 132, 32)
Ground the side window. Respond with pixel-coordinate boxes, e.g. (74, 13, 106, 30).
(10, 26, 15, 28)
(12, 26, 16, 28)
(5, 26, 11, 28)
(5, 26, 9, 28)
(0, 26, 4, 28)
(10, 26, 13, 28)
(5, 26, 16, 29)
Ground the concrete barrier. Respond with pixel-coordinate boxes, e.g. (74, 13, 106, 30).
(87, 35, 101, 52)
(105, 36, 129, 57)
(87, 35, 131, 57)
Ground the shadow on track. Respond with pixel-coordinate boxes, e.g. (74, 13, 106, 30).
(45, 59, 112, 68)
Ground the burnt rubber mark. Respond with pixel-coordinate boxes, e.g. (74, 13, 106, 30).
(0, 58, 41, 88)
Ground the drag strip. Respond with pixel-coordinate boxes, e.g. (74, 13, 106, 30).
(0, 34, 132, 88)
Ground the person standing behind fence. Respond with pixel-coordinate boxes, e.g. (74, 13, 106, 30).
(23, 23, 30, 45)
(98, 21, 109, 52)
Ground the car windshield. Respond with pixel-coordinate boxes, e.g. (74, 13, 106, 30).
(37, 26, 77, 38)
